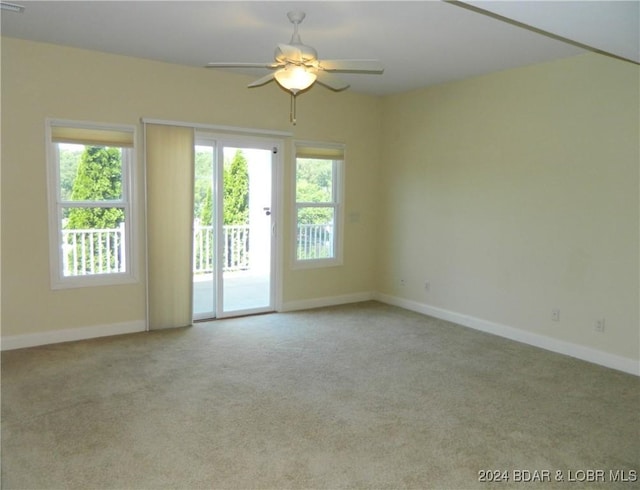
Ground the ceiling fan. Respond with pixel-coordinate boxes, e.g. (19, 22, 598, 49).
(206, 11, 384, 123)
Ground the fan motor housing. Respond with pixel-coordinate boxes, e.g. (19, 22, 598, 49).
(275, 44, 318, 64)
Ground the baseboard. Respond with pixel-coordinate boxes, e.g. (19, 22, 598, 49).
(1, 320, 147, 351)
(374, 292, 639, 376)
(3, 294, 637, 376)
(280, 291, 375, 313)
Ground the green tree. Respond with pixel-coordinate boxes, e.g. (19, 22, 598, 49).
(296, 159, 333, 224)
(296, 159, 332, 199)
(59, 145, 83, 201)
(193, 148, 249, 227)
(223, 150, 249, 225)
(67, 146, 124, 229)
(194, 147, 213, 223)
(200, 185, 213, 226)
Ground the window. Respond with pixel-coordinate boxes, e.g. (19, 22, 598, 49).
(293, 142, 344, 267)
(46, 120, 136, 288)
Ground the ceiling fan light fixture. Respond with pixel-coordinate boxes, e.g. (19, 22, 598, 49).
(274, 65, 317, 94)
(206, 11, 383, 123)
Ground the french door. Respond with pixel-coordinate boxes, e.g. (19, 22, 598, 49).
(193, 135, 279, 320)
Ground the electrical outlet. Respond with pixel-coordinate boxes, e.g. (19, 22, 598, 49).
(552, 309, 560, 322)
(424, 281, 430, 291)
(595, 318, 606, 332)
(400, 279, 406, 287)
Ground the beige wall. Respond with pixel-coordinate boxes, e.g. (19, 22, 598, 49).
(2, 37, 638, 366)
(378, 54, 639, 361)
(1, 37, 381, 336)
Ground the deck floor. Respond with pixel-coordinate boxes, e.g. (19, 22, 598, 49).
(193, 271, 270, 317)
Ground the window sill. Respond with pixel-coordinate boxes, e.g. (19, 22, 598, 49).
(291, 257, 343, 270)
(51, 272, 138, 290)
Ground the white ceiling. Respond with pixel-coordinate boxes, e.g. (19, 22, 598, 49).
(464, 0, 639, 64)
(1, 1, 637, 96)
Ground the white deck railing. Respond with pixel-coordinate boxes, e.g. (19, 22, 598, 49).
(63, 222, 333, 276)
(297, 223, 333, 260)
(63, 223, 126, 276)
(193, 225, 250, 273)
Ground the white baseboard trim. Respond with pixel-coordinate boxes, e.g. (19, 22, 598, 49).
(374, 292, 639, 376)
(281, 291, 374, 313)
(3, 294, 637, 376)
(1, 320, 147, 351)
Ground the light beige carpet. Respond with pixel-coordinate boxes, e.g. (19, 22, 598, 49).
(1, 302, 638, 489)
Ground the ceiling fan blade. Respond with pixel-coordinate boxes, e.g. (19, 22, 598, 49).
(318, 59, 384, 73)
(206, 62, 281, 69)
(248, 72, 276, 88)
(316, 71, 350, 92)
(276, 43, 302, 62)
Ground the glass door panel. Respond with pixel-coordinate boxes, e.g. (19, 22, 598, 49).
(193, 145, 215, 320)
(220, 147, 273, 315)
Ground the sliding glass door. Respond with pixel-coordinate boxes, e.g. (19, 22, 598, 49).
(193, 136, 277, 320)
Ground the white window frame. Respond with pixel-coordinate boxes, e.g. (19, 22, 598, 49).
(46, 119, 137, 289)
(292, 141, 344, 269)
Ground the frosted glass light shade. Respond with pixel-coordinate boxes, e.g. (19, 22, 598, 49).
(274, 65, 317, 94)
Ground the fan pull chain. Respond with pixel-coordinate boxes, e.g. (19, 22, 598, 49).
(290, 93, 297, 125)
